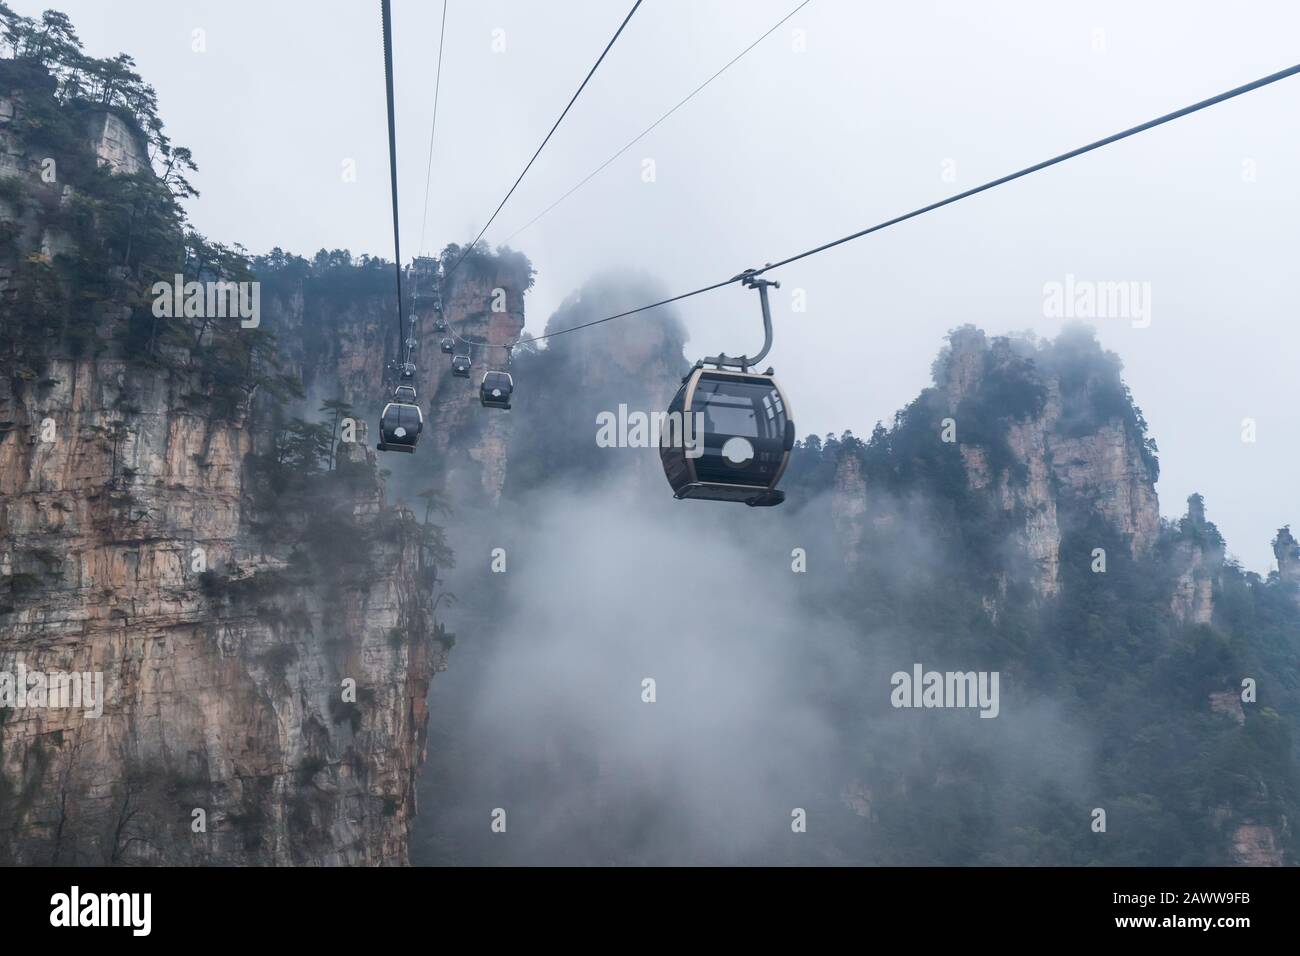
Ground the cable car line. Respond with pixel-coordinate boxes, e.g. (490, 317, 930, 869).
(380, 0, 404, 350)
(749, 60, 1300, 278)
(417, 0, 449, 258)
(405, 1, 449, 405)
(521, 60, 1300, 344)
(448, 334, 514, 352)
(501, 0, 814, 245)
(441, 0, 644, 284)
(376, 0, 424, 453)
(531, 277, 738, 343)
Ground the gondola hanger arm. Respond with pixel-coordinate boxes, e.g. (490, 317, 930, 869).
(704, 267, 780, 371)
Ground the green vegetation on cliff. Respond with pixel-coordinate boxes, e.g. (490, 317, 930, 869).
(0, 8, 295, 418)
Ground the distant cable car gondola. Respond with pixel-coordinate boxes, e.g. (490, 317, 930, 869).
(440, 337, 454, 354)
(452, 353, 471, 377)
(480, 370, 514, 409)
(434, 318, 448, 333)
(659, 273, 793, 506)
(378, 384, 423, 453)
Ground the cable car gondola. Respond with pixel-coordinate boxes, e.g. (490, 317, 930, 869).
(451, 353, 471, 377)
(480, 370, 514, 409)
(434, 318, 448, 333)
(378, 384, 423, 453)
(440, 337, 454, 354)
(659, 273, 793, 507)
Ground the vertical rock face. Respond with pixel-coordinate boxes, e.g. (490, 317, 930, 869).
(1049, 418, 1161, 557)
(259, 251, 530, 509)
(816, 329, 1296, 866)
(1002, 394, 1063, 597)
(419, 257, 526, 506)
(1, 86, 43, 279)
(830, 453, 868, 568)
(0, 79, 447, 864)
(0, 90, 31, 179)
(1171, 546, 1217, 624)
(0, 95, 144, 262)
(1171, 494, 1224, 625)
(829, 326, 1161, 601)
(86, 111, 148, 175)
(1274, 526, 1300, 588)
(933, 330, 1063, 595)
(0, 354, 444, 864)
(938, 326, 1159, 598)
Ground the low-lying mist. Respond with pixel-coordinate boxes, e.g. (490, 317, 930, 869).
(408, 273, 1293, 866)
(414, 468, 1094, 865)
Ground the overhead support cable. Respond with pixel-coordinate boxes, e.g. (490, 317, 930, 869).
(501, 0, 815, 244)
(380, 0, 405, 349)
(527, 62, 1300, 344)
(417, 0, 449, 258)
(442, 0, 644, 282)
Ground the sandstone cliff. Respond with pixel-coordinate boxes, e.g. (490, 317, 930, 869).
(0, 60, 447, 864)
(255, 247, 530, 509)
(0, 356, 443, 863)
(941, 326, 1158, 598)
(417, 251, 527, 506)
(831, 326, 1161, 600)
(817, 327, 1296, 865)
(1169, 494, 1224, 625)
(1274, 526, 1300, 590)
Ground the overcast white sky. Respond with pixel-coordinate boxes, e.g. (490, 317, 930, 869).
(20, 0, 1299, 569)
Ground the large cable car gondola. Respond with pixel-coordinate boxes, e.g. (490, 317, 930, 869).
(480, 370, 514, 409)
(378, 384, 423, 453)
(660, 273, 793, 507)
(479, 342, 515, 409)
